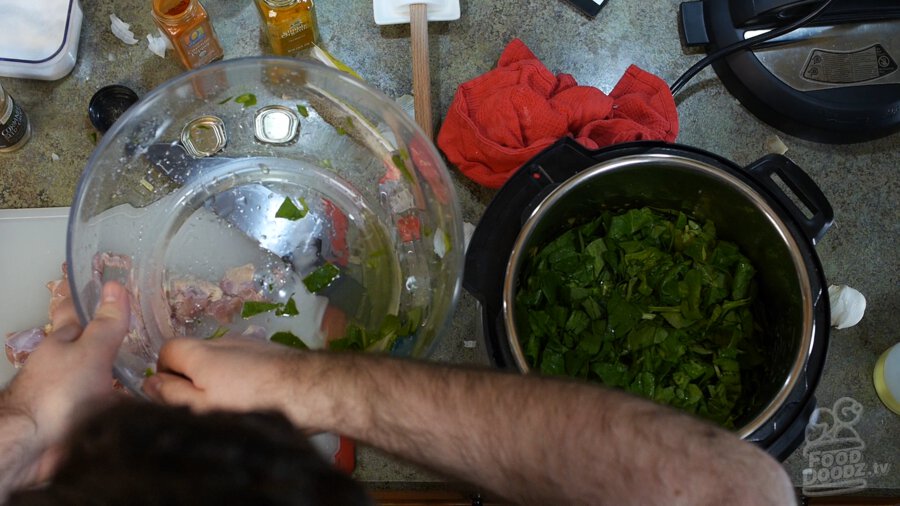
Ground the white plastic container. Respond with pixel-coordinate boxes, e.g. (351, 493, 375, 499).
(0, 0, 83, 80)
(874, 342, 900, 416)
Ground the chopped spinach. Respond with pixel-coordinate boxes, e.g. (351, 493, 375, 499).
(391, 151, 414, 183)
(516, 207, 762, 428)
(270, 331, 308, 350)
(275, 197, 308, 221)
(241, 301, 282, 319)
(329, 308, 424, 352)
(242, 296, 300, 319)
(234, 93, 257, 107)
(205, 326, 229, 340)
(278, 296, 299, 317)
(335, 117, 353, 136)
(303, 263, 340, 293)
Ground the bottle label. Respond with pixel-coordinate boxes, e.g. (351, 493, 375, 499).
(179, 22, 223, 67)
(280, 19, 314, 54)
(185, 25, 208, 48)
(0, 97, 29, 151)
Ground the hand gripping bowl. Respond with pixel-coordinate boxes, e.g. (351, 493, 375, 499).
(68, 57, 464, 394)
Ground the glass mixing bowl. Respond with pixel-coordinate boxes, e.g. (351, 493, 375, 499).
(68, 57, 464, 394)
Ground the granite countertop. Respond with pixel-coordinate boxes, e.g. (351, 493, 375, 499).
(1, 0, 897, 497)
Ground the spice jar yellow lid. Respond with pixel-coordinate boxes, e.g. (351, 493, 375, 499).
(874, 342, 900, 415)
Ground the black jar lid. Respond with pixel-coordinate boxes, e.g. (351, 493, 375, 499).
(88, 85, 139, 134)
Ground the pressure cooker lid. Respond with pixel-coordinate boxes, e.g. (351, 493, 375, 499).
(679, 0, 900, 143)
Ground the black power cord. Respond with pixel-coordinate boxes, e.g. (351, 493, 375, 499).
(670, 0, 836, 95)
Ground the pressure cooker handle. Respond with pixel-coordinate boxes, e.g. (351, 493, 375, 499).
(744, 154, 834, 245)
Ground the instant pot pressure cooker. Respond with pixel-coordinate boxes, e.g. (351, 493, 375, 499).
(464, 138, 833, 461)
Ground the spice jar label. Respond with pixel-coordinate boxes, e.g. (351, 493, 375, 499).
(185, 26, 208, 47)
(0, 94, 31, 153)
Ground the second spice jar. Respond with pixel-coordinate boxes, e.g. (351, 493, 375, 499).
(255, 0, 319, 57)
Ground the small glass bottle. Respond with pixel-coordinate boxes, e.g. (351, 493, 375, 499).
(0, 83, 31, 153)
(255, 0, 319, 57)
(152, 0, 224, 70)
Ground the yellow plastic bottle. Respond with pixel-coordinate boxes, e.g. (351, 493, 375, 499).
(873, 342, 900, 415)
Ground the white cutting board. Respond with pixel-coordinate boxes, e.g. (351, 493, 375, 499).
(0, 207, 69, 386)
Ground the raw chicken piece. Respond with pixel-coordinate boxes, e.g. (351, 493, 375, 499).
(206, 296, 243, 325)
(46, 264, 69, 325)
(92, 252, 133, 275)
(169, 264, 267, 327)
(4, 263, 68, 368)
(168, 277, 224, 323)
(5, 327, 46, 368)
(220, 264, 264, 302)
(321, 305, 348, 347)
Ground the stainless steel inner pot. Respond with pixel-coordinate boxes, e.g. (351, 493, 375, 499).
(502, 153, 816, 439)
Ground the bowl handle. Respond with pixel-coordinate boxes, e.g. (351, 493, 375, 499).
(744, 154, 834, 245)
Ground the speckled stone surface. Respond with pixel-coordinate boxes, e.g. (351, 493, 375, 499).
(1, 0, 897, 496)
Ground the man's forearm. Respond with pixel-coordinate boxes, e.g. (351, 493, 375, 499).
(293, 353, 796, 506)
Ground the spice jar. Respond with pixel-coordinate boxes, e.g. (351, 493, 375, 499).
(255, 0, 319, 57)
(0, 83, 31, 153)
(152, 0, 224, 70)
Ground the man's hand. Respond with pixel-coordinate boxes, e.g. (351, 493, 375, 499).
(0, 281, 130, 495)
(143, 337, 334, 431)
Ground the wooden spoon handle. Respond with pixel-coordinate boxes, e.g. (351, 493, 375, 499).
(409, 3, 433, 139)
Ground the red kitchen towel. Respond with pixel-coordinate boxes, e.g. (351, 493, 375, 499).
(437, 38, 678, 189)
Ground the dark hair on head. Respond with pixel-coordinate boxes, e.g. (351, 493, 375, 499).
(7, 400, 372, 506)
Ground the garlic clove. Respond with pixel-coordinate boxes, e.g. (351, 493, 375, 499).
(828, 284, 867, 329)
(109, 14, 139, 45)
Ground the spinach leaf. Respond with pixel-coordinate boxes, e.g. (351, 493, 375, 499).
(242, 296, 300, 319)
(276, 296, 299, 317)
(539, 340, 567, 376)
(270, 331, 309, 350)
(303, 263, 340, 293)
(241, 301, 282, 319)
(234, 93, 257, 107)
(275, 197, 309, 221)
(205, 326, 229, 340)
(330, 325, 367, 351)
